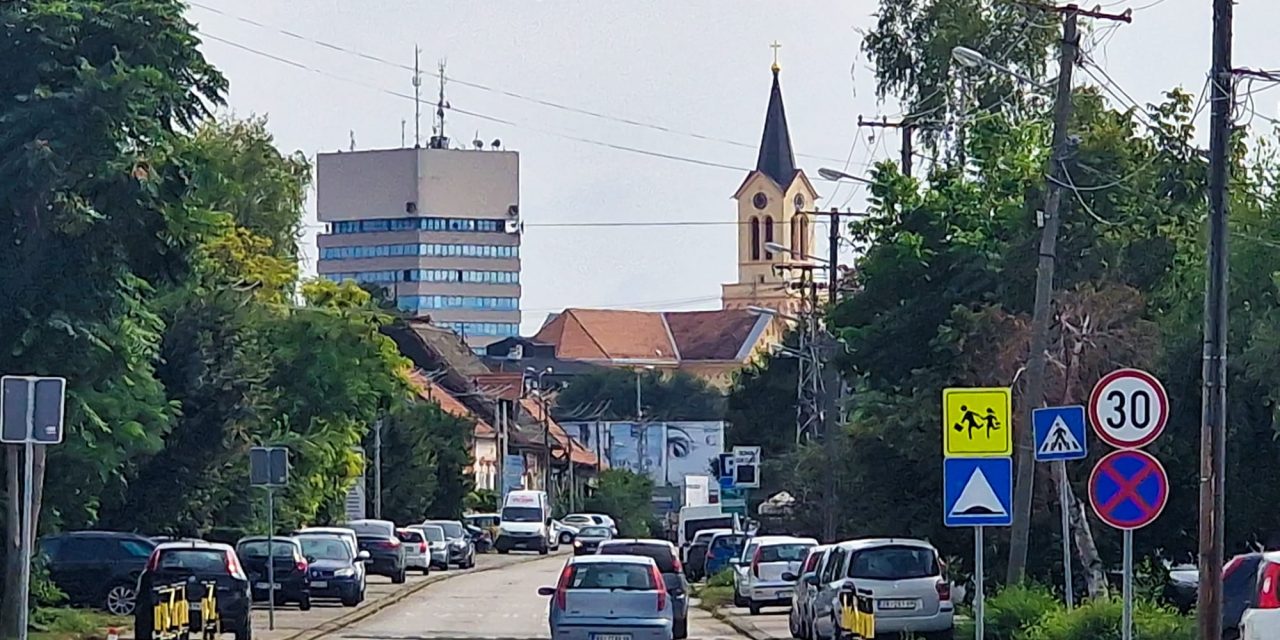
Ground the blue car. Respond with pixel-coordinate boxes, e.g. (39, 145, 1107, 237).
(539, 555, 674, 640)
(297, 535, 368, 607)
(705, 532, 747, 577)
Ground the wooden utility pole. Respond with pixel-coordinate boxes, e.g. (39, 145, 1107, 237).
(1006, 3, 1131, 583)
(1199, 0, 1233, 636)
(857, 116, 915, 177)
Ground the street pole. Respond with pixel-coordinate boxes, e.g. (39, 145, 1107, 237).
(822, 208, 841, 544)
(17, 388, 34, 640)
(857, 117, 915, 178)
(373, 419, 382, 520)
(1057, 461, 1075, 608)
(1200, 0, 1233, 636)
(1007, 10, 1079, 583)
(1122, 530, 1134, 640)
(267, 487, 275, 631)
(975, 526, 985, 640)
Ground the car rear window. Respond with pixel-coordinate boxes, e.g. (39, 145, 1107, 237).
(759, 543, 814, 563)
(847, 546, 939, 580)
(396, 529, 425, 543)
(570, 563, 656, 590)
(712, 535, 746, 551)
(238, 541, 297, 557)
(684, 517, 733, 540)
(427, 522, 465, 538)
(579, 527, 611, 537)
(419, 526, 445, 542)
(298, 537, 351, 561)
(599, 543, 677, 573)
(158, 549, 226, 572)
(804, 550, 826, 572)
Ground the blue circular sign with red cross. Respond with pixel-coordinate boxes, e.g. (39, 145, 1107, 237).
(1089, 449, 1169, 530)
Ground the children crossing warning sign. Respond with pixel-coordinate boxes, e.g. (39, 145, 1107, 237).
(942, 388, 1012, 457)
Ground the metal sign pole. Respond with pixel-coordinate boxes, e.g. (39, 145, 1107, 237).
(1122, 529, 1133, 640)
(17, 384, 35, 640)
(267, 487, 275, 631)
(1057, 461, 1075, 608)
(974, 526, 985, 640)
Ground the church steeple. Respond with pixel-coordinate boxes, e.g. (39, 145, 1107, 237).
(755, 51, 797, 188)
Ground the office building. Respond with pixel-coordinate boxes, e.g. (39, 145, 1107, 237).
(316, 146, 522, 350)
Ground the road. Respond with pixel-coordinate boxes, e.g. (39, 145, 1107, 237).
(321, 554, 753, 640)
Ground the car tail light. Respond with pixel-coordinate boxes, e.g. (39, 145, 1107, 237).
(673, 555, 683, 574)
(226, 552, 245, 580)
(751, 547, 762, 578)
(419, 542, 427, 553)
(554, 564, 574, 610)
(936, 580, 951, 602)
(376, 539, 400, 550)
(651, 564, 667, 611)
(146, 550, 161, 572)
(1258, 562, 1280, 609)
(295, 558, 308, 573)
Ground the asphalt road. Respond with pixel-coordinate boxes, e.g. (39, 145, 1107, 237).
(323, 555, 753, 640)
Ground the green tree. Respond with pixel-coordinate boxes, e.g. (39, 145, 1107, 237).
(552, 369, 725, 422)
(376, 401, 476, 524)
(585, 470, 655, 537)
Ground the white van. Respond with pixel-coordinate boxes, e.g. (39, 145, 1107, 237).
(496, 490, 556, 554)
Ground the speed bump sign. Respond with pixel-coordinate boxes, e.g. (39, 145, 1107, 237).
(943, 387, 1012, 457)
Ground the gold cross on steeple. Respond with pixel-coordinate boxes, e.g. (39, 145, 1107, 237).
(770, 40, 782, 72)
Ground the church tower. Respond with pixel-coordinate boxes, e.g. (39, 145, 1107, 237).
(721, 52, 819, 315)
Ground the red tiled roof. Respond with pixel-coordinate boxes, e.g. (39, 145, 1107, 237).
(664, 309, 761, 360)
(534, 308, 769, 364)
(408, 370, 493, 437)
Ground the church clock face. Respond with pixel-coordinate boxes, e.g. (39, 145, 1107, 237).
(752, 192, 768, 209)
(794, 194, 805, 209)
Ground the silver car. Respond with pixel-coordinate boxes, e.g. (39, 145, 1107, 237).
(538, 555, 674, 640)
(787, 544, 831, 639)
(412, 524, 449, 569)
(811, 538, 954, 640)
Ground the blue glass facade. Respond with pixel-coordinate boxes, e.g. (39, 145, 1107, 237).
(324, 269, 519, 285)
(320, 243, 518, 260)
(331, 217, 506, 234)
(435, 321, 520, 337)
(397, 295, 519, 311)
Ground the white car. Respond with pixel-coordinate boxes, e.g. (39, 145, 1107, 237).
(742, 537, 817, 615)
(412, 524, 450, 569)
(553, 520, 580, 545)
(732, 536, 794, 609)
(563, 513, 618, 536)
(811, 538, 954, 640)
(396, 527, 431, 574)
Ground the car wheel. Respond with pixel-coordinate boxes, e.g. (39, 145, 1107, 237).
(925, 630, 955, 640)
(234, 617, 253, 640)
(104, 583, 138, 616)
(748, 601, 761, 616)
(393, 568, 407, 584)
(559, 532, 573, 544)
(538, 544, 548, 556)
(497, 548, 509, 555)
(673, 616, 688, 640)
(341, 591, 360, 607)
(789, 612, 802, 639)
(733, 591, 746, 608)
(421, 566, 431, 575)
(299, 595, 312, 611)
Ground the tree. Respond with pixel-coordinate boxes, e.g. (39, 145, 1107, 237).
(552, 369, 725, 422)
(376, 401, 476, 524)
(584, 470, 655, 537)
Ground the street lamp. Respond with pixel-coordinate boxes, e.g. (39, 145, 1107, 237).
(818, 167, 875, 185)
(748, 305, 803, 323)
(765, 241, 831, 264)
(526, 366, 553, 496)
(950, 46, 1049, 90)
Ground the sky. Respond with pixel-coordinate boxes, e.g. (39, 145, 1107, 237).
(189, 0, 1280, 334)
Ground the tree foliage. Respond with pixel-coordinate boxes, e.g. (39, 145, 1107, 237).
(552, 369, 725, 422)
(584, 470, 656, 537)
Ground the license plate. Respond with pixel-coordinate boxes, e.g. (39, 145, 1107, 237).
(776, 590, 791, 599)
(878, 598, 917, 610)
(189, 602, 202, 611)
(255, 582, 281, 590)
(592, 635, 630, 640)
(311, 580, 327, 588)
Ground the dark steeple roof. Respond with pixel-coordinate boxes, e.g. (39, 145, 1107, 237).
(755, 68, 797, 188)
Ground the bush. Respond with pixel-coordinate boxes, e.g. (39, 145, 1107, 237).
(707, 569, 734, 588)
(1026, 598, 1194, 640)
(986, 584, 1062, 640)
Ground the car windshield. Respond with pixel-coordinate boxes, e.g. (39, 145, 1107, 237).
(427, 522, 465, 538)
(579, 527, 611, 537)
(760, 543, 814, 563)
(396, 530, 424, 543)
(685, 517, 732, 540)
(600, 543, 677, 573)
(158, 549, 226, 572)
(420, 526, 445, 542)
(712, 535, 745, 551)
(848, 546, 940, 580)
(299, 537, 352, 561)
(238, 540, 297, 557)
(502, 506, 542, 522)
(569, 563, 656, 590)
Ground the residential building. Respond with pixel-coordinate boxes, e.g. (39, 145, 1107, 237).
(316, 146, 522, 350)
(721, 61, 819, 315)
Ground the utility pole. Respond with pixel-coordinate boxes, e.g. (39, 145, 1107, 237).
(373, 419, 383, 520)
(857, 116, 916, 177)
(1199, 0, 1233, 636)
(1006, 3, 1132, 583)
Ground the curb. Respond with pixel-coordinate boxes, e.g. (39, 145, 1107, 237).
(280, 552, 559, 640)
(706, 604, 773, 640)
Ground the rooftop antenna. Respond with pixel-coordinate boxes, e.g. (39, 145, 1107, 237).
(412, 46, 423, 148)
(401, 120, 406, 148)
(349, 130, 356, 151)
(429, 58, 450, 149)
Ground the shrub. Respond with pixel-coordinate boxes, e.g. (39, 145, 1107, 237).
(986, 583, 1062, 640)
(1026, 597, 1194, 640)
(707, 569, 734, 588)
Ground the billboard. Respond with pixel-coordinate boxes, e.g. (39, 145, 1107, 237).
(562, 421, 724, 489)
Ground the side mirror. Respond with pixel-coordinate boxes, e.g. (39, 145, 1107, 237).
(537, 586, 556, 597)
(357, 551, 371, 561)
(782, 572, 798, 582)
(306, 555, 317, 564)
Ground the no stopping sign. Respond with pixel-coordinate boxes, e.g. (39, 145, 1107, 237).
(1088, 368, 1169, 449)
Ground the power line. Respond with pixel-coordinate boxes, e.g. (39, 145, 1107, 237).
(188, 1, 852, 165)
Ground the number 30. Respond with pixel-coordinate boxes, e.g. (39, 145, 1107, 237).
(1105, 389, 1152, 430)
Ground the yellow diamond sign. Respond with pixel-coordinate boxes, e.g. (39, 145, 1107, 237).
(943, 387, 1012, 457)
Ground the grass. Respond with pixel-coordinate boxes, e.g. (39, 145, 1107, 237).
(697, 585, 735, 610)
(30, 608, 131, 640)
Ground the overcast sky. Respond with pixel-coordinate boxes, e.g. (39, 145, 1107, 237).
(190, 1, 1280, 333)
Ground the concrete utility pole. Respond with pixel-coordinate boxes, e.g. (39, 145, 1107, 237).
(1199, 0, 1233, 636)
(857, 116, 916, 178)
(1007, 3, 1132, 583)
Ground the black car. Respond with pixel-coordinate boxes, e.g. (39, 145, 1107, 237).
(355, 535, 407, 583)
(598, 539, 690, 639)
(39, 531, 157, 615)
(236, 536, 311, 610)
(423, 520, 475, 569)
(135, 541, 252, 640)
(465, 524, 493, 554)
(297, 534, 367, 607)
(572, 526, 613, 556)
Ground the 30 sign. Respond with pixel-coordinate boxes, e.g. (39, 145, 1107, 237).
(1088, 369, 1168, 449)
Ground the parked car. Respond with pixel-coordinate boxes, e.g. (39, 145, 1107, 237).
(684, 528, 731, 581)
(573, 526, 614, 556)
(235, 536, 311, 610)
(295, 527, 365, 597)
(297, 534, 367, 607)
(538, 554, 674, 640)
(396, 528, 432, 575)
(787, 545, 832, 639)
(39, 531, 157, 615)
(411, 524, 450, 569)
(423, 519, 476, 569)
(811, 538, 953, 640)
(706, 531, 748, 579)
(733, 536, 785, 608)
(554, 520, 580, 545)
(563, 513, 619, 536)
(465, 524, 493, 553)
(347, 519, 406, 583)
(598, 539, 690, 639)
(1240, 553, 1280, 638)
(740, 536, 817, 615)
(134, 540, 251, 640)
(464, 513, 501, 529)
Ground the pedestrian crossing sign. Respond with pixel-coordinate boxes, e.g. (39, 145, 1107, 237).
(942, 387, 1012, 457)
(1033, 405, 1088, 462)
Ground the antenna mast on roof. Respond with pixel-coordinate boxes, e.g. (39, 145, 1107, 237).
(412, 46, 423, 148)
(429, 59, 450, 149)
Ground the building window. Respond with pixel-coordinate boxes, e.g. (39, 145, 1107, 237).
(793, 214, 808, 257)
(799, 215, 809, 256)
(327, 216, 507, 234)
(320, 243, 519, 260)
(764, 216, 775, 259)
(433, 321, 520, 337)
(749, 217, 760, 261)
(396, 296, 520, 311)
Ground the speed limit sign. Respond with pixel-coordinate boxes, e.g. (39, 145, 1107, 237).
(1088, 368, 1169, 449)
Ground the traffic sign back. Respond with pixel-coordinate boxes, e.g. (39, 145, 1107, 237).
(943, 388, 1012, 457)
(1089, 449, 1168, 530)
(943, 457, 1013, 527)
(1089, 368, 1168, 449)
(1033, 406, 1087, 462)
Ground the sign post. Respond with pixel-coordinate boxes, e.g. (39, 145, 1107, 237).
(1, 375, 66, 640)
(942, 387, 1012, 640)
(250, 446, 289, 631)
(1087, 368, 1169, 640)
(1033, 405, 1087, 608)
